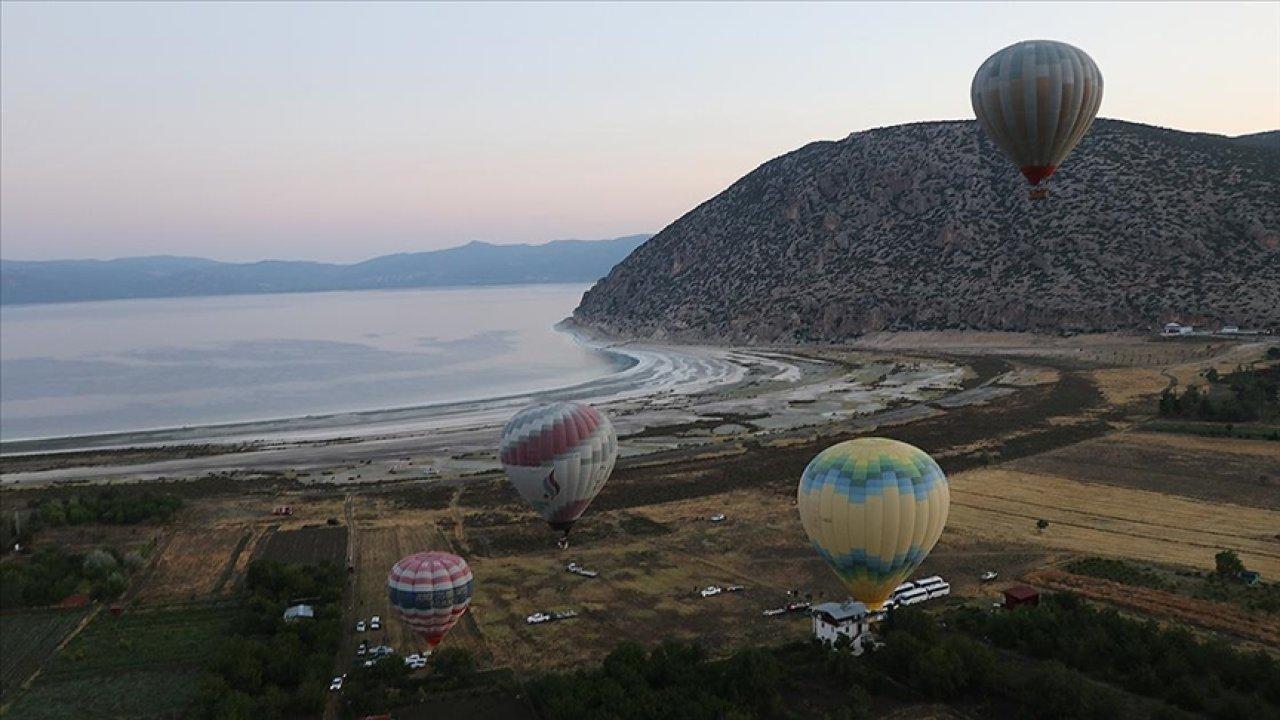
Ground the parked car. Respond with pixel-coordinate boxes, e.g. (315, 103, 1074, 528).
(710, 514, 726, 523)
(404, 653, 427, 669)
(329, 675, 344, 692)
(526, 612, 551, 625)
(356, 641, 367, 656)
(786, 601, 811, 613)
(726, 585, 745, 592)
(370, 615, 381, 630)
(980, 571, 998, 582)
(762, 607, 786, 617)
(355, 619, 366, 633)
(699, 586, 723, 598)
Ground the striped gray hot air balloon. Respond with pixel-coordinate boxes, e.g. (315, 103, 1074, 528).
(971, 40, 1103, 188)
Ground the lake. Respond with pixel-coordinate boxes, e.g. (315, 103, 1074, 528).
(0, 285, 625, 442)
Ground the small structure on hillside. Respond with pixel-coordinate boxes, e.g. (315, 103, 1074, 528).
(811, 600, 872, 654)
(1162, 322, 1194, 336)
(1002, 586, 1040, 610)
(272, 506, 294, 516)
(283, 604, 315, 622)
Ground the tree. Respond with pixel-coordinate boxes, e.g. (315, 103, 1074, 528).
(1037, 518, 1050, 533)
(432, 647, 476, 679)
(83, 548, 118, 578)
(1214, 550, 1246, 579)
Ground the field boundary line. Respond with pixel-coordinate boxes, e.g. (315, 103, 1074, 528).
(210, 528, 254, 594)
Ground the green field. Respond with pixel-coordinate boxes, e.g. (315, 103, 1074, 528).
(3, 603, 235, 720)
(0, 609, 86, 702)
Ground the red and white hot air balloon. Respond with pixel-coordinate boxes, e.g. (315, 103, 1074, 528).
(386, 551, 472, 652)
(499, 401, 618, 548)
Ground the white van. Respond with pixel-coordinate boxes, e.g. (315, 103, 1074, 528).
(926, 582, 951, 599)
(892, 582, 916, 596)
(914, 575, 945, 589)
(896, 587, 929, 606)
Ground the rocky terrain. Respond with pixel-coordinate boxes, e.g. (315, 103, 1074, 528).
(573, 120, 1279, 341)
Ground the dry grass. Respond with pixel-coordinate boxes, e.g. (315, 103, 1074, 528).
(948, 467, 1280, 576)
(133, 526, 251, 603)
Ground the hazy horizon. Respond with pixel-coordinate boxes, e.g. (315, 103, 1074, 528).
(3, 2, 1277, 263)
(0, 232, 650, 264)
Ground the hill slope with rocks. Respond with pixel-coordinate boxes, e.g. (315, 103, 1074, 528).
(572, 120, 1279, 341)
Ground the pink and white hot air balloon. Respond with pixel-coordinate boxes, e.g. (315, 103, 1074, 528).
(386, 551, 472, 652)
(499, 401, 618, 548)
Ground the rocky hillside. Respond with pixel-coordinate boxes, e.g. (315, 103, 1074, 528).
(573, 120, 1279, 341)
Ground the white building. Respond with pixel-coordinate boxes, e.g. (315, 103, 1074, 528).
(1163, 322, 1193, 336)
(811, 600, 872, 654)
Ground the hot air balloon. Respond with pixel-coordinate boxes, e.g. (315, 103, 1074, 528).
(797, 438, 949, 611)
(386, 551, 472, 653)
(499, 401, 618, 549)
(971, 40, 1103, 197)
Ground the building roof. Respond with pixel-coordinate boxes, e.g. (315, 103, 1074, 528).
(1003, 585, 1039, 601)
(812, 600, 868, 622)
(283, 604, 315, 620)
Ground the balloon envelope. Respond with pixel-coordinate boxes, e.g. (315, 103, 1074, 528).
(499, 401, 618, 533)
(797, 438, 949, 610)
(387, 551, 473, 649)
(971, 40, 1103, 185)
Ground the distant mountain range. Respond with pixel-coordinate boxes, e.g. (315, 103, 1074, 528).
(573, 120, 1279, 340)
(0, 235, 650, 305)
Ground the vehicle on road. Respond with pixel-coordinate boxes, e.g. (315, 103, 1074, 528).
(329, 675, 344, 692)
(566, 562, 599, 578)
(726, 585, 745, 592)
(786, 601, 811, 613)
(710, 514, 726, 523)
(762, 607, 787, 617)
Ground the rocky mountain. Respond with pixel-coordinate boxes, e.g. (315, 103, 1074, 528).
(573, 120, 1279, 341)
(1, 235, 649, 305)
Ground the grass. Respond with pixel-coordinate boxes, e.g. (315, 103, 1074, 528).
(4, 603, 236, 720)
(1143, 419, 1280, 441)
(1065, 557, 1170, 590)
(0, 608, 86, 701)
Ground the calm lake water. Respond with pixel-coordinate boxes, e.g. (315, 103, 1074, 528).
(0, 285, 622, 442)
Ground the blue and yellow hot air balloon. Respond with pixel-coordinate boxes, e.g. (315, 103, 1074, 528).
(797, 438, 949, 610)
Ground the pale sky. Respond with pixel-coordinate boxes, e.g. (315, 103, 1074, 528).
(2, 2, 1277, 262)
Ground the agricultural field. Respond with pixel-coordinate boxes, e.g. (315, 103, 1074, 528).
(132, 526, 257, 603)
(255, 524, 347, 566)
(1008, 430, 1280, 508)
(0, 608, 87, 702)
(3, 603, 235, 720)
(947, 466, 1280, 576)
